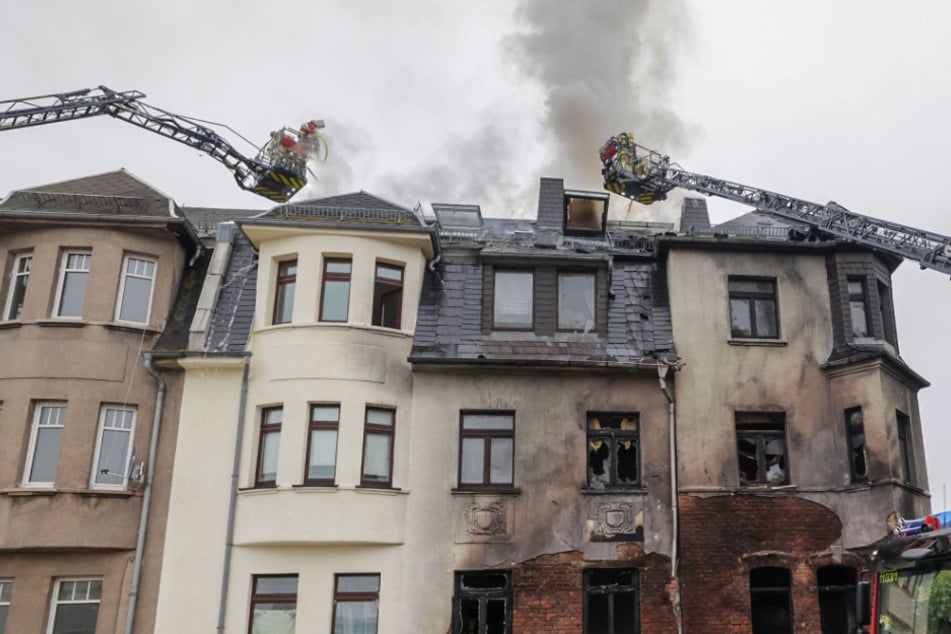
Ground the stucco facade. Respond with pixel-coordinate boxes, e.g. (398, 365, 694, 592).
(0, 171, 197, 633)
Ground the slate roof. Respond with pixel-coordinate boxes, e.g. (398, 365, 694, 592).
(0, 169, 176, 216)
(152, 249, 212, 353)
(180, 206, 264, 240)
(259, 191, 423, 227)
(203, 230, 258, 353)
(410, 179, 678, 367)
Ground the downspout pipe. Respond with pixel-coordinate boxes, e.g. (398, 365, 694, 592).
(216, 354, 252, 634)
(125, 352, 166, 634)
(658, 362, 683, 634)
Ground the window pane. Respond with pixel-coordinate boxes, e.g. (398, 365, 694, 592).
(730, 299, 752, 337)
(256, 576, 298, 595)
(322, 280, 351, 321)
(588, 437, 611, 488)
(376, 264, 402, 281)
(119, 273, 153, 323)
(312, 406, 339, 422)
(259, 431, 280, 483)
(372, 282, 401, 328)
(493, 271, 533, 328)
(754, 299, 778, 337)
(460, 438, 485, 484)
(58, 270, 88, 317)
(337, 576, 380, 593)
(558, 273, 595, 331)
(463, 414, 513, 431)
(617, 439, 638, 484)
(486, 598, 506, 634)
(52, 603, 99, 634)
(0, 604, 7, 634)
(95, 428, 131, 485)
(730, 279, 774, 294)
(274, 282, 295, 324)
(586, 593, 609, 632)
(30, 426, 63, 483)
(613, 592, 637, 631)
(362, 433, 391, 481)
(489, 438, 513, 484)
(850, 300, 869, 337)
(5, 255, 30, 320)
(309, 429, 337, 480)
(366, 409, 393, 427)
(335, 601, 378, 634)
(251, 603, 296, 634)
(326, 261, 352, 275)
(0, 581, 10, 603)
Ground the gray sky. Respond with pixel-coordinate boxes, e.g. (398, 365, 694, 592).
(3, 1, 948, 511)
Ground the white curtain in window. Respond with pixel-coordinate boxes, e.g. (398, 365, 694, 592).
(335, 601, 378, 634)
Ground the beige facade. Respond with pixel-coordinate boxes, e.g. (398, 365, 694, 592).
(0, 174, 196, 633)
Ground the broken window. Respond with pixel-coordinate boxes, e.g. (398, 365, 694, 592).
(4, 252, 31, 320)
(728, 277, 778, 338)
(847, 277, 869, 338)
(272, 259, 297, 325)
(452, 571, 511, 634)
(361, 407, 395, 487)
(372, 262, 403, 329)
(844, 407, 868, 483)
(584, 568, 639, 634)
(255, 407, 282, 487)
(305, 404, 339, 485)
(896, 410, 914, 484)
(750, 567, 793, 634)
(493, 271, 533, 330)
(817, 565, 857, 634)
(558, 272, 596, 332)
(320, 258, 351, 322)
(587, 413, 639, 489)
(248, 575, 297, 634)
(736, 413, 788, 486)
(459, 412, 514, 489)
(332, 574, 379, 634)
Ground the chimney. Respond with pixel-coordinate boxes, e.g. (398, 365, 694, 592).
(536, 177, 565, 230)
(680, 197, 711, 234)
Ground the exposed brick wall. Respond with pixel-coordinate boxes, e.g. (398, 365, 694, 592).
(679, 494, 844, 633)
(511, 550, 677, 633)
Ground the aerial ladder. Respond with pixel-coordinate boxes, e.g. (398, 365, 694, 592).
(0, 86, 327, 203)
(599, 133, 951, 277)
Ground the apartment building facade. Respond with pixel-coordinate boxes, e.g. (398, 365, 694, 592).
(0, 171, 201, 633)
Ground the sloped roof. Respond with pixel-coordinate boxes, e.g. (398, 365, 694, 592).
(0, 169, 175, 216)
(180, 206, 264, 239)
(256, 190, 424, 227)
(203, 231, 258, 354)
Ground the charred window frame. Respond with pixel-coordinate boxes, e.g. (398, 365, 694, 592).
(583, 568, 640, 634)
(846, 277, 869, 338)
(320, 258, 352, 322)
(458, 412, 515, 490)
(304, 404, 339, 486)
(255, 407, 282, 488)
(817, 565, 857, 634)
(332, 574, 380, 634)
(749, 567, 793, 634)
(452, 571, 512, 634)
(896, 410, 914, 484)
(844, 407, 868, 484)
(736, 413, 788, 487)
(558, 272, 596, 333)
(728, 276, 779, 339)
(492, 270, 534, 330)
(247, 574, 297, 634)
(372, 262, 403, 329)
(272, 259, 297, 325)
(361, 407, 395, 488)
(3, 252, 31, 320)
(587, 413, 640, 489)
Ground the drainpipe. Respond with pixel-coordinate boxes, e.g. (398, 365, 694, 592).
(216, 354, 252, 634)
(658, 362, 683, 634)
(125, 353, 166, 634)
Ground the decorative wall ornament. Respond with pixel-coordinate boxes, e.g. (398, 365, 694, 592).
(465, 501, 507, 535)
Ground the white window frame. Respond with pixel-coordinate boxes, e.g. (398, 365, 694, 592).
(53, 250, 91, 319)
(23, 402, 66, 488)
(90, 406, 136, 490)
(3, 252, 32, 320)
(46, 578, 102, 634)
(115, 255, 157, 324)
(0, 578, 12, 633)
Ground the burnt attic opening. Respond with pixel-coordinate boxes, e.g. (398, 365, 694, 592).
(563, 190, 609, 237)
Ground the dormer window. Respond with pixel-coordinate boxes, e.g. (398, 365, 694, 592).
(558, 272, 596, 332)
(493, 271, 533, 330)
(563, 190, 609, 236)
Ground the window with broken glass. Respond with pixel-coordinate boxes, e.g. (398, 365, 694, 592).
(459, 412, 514, 490)
(846, 277, 869, 338)
(728, 277, 778, 338)
(736, 413, 788, 486)
(584, 568, 639, 634)
(587, 413, 639, 489)
(817, 565, 857, 634)
(453, 571, 511, 634)
(844, 407, 868, 484)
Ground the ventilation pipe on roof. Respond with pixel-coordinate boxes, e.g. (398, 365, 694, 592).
(124, 353, 165, 634)
(658, 361, 683, 634)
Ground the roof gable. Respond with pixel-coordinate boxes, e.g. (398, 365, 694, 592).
(0, 169, 175, 216)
